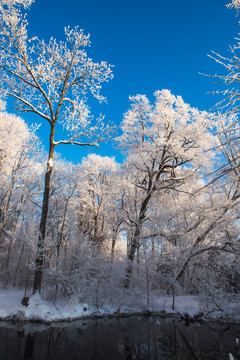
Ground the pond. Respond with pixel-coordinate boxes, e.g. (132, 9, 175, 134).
(0, 316, 239, 359)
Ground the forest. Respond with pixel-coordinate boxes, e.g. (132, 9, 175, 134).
(0, 0, 240, 318)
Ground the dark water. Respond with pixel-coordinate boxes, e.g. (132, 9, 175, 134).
(0, 316, 240, 360)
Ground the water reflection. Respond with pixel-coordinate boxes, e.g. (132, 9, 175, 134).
(0, 316, 239, 359)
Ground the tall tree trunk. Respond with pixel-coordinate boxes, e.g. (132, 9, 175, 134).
(124, 225, 141, 288)
(123, 185, 154, 288)
(32, 125, 55, 294)
(13, 240, 25, 287)
(56, 197, 69, 266)
(110, 227, 117, 263)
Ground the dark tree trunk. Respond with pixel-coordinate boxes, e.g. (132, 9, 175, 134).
(123, 185, 153, 289)
(110, 230, 117, 263)
(56, 197, 69, 266)
(32, 125, 55, 294)
(124, 225, 141, 289)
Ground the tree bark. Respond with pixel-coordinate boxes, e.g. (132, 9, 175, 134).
(111, 229, 117, 263)
(124, 225, 141, 288)
(123, 187, 152, 288)
(32, 125, 55, 294)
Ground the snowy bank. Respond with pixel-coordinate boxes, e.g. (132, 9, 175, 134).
(0, 289, 239, 323)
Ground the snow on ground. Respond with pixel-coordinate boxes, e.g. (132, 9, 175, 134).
(0, 289, 94, 322)
(152, 295, 201, 316)
(0, 288, 239, 323)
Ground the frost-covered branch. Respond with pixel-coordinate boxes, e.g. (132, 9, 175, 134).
(227, 0, 240, 11)
(54, 140, 99, 148)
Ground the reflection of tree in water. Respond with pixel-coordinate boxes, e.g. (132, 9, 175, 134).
(24, 333, 35, 359)
(151, 320, 238, 360)
(118, 318, 240, 360)
(0, 318, 239, 360)
(120, 319, 164, 360)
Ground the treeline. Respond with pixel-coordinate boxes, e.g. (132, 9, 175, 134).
(0, 0, 240, 308)
(0, 91, 240, 308)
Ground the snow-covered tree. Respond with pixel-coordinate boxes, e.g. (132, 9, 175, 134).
(0, 110, 42, 242)
(77, 154, 118, 247)
(0, 6, 113, 293)
(156, 175, 240, 292)
(227, 0, 240, 10)
(117, 89, 216, 288)
(0, 0, 33, 7)
(0, 109, 43, 287)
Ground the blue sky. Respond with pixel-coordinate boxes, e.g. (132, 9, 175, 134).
(24, 0, 239, 163)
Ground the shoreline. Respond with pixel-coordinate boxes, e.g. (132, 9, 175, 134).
(0, 309, 239, 325)
(0, 289, 239, 325)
